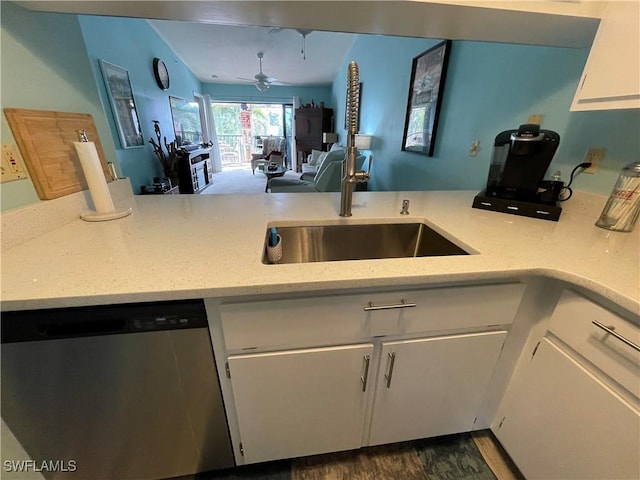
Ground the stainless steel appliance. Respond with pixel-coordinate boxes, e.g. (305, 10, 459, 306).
(1, 299, 234, 480)
(473, 124, 563, 221)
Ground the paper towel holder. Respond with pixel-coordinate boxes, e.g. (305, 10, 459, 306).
(80, 208, 132, 222)
(77, 130, 132, 222)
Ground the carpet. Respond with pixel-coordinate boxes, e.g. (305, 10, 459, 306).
(176, 433, 500, 480)
(201, 166, 301, 195)
(416, 434, 498, 480)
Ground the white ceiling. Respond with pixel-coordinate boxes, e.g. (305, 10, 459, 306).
(149, 21, 357, 87)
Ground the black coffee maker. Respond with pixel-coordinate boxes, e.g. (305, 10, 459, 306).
(472, 124, 563, 221)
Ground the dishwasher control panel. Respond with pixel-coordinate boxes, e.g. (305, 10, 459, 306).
(132, 313, 201, 331)
(2, 299, 208, 343)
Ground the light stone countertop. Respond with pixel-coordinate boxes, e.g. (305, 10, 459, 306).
(1, 190, 638, 316)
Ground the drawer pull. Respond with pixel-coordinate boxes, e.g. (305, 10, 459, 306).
(364, 299, 417, 311)
(361, 355, 371, 392)
(385, 352, 397, 388)
(592, 320, 640, 353)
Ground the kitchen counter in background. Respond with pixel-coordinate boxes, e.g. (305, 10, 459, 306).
(1, 184, 638, 316)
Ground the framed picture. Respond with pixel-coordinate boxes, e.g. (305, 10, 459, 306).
(344, 82, 362, 130)
(99, 60, 144, 149)
(401, 40, 451, 156)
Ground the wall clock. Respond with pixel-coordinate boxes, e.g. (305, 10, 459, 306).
(153, 58, 170, 90)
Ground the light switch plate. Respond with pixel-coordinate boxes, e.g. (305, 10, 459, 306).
(527, 114, 544, 126)
(469, 140, 480, 157)
(1, 144, 28, 183)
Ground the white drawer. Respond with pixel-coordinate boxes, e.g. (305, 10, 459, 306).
(220, 283, 524, 351)
(392, 283, 524, 335)
(549, 290, 640, 398)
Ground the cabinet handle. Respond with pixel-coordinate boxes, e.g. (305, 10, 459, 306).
(360, 355, 371, 392)
(364, 299, 416, 311)
(592, 320, 640, 353)
(385, 352, 396, 388)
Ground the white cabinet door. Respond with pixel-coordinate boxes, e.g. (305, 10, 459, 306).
(571, 1, 640, 111)
(228, 343, 374, 464)
(368, 331, 507, 446)
(496, 338, 640, 480)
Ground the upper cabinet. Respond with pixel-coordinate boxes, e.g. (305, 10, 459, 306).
(571, 1, 640, 111)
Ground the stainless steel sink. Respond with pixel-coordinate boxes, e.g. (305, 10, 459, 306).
(263, 222, 470, 264)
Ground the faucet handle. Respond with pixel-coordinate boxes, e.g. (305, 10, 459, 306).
(364, 154, 373, 178)
(354, 154, 373, 183)
(400, 199, 410, 215)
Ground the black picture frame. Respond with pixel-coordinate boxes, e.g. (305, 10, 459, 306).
(99, 60, 144, 149)
(401, 40, 451, 156)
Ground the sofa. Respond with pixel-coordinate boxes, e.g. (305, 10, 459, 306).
(269, 147, 364, 193)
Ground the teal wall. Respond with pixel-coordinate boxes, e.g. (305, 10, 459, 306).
(200, 83, 332, 108)
(78, 15, 203, 193)
(78, 16, 334, 194)
(0, 1, 117, 210)
(0, 4, 332, 204)
(333, 35, 640, 194)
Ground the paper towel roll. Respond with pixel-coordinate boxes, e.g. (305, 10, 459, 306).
(74, 141, 115, 213)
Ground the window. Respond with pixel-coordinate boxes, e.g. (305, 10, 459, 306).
(211, 102, 292, 167)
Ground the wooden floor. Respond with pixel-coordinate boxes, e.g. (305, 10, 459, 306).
(471, 431, 524, 480)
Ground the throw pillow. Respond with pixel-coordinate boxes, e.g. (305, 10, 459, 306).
(315, 151, 330, 169)
(265, 150, 282, 160)
(315, 149, 345, 179)
(330, 143, 345, 152)
(308, 149, 323, 166)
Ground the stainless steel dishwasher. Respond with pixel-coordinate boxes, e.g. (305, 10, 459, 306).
(1, 299, 234, 480)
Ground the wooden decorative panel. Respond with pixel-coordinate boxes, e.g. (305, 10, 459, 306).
(4, 108, 113, 199)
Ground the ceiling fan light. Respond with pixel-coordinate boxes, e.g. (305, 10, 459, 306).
(255, 81, 269, 92)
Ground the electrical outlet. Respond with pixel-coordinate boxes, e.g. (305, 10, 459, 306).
(583, 147, 606, 174)
(1, 144, 28, 183)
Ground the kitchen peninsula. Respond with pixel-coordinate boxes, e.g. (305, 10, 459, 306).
(1, 184, 638, 312)
(1, 185, 639, 479)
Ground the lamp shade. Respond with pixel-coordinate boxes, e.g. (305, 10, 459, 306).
(323, 132, 338, 143)
(354, 134, 372, 150)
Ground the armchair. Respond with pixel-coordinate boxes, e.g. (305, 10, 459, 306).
(251, 136, 287, 173)
(250, 154, 267, 173)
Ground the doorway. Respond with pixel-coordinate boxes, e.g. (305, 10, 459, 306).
(211, 102, 293, 171)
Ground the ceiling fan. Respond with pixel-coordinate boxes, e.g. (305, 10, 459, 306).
(237, 52, 278, 92)
(269, 28, 313, 60)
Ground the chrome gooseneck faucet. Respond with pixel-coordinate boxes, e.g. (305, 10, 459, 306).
(340, 61, 371, 217)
